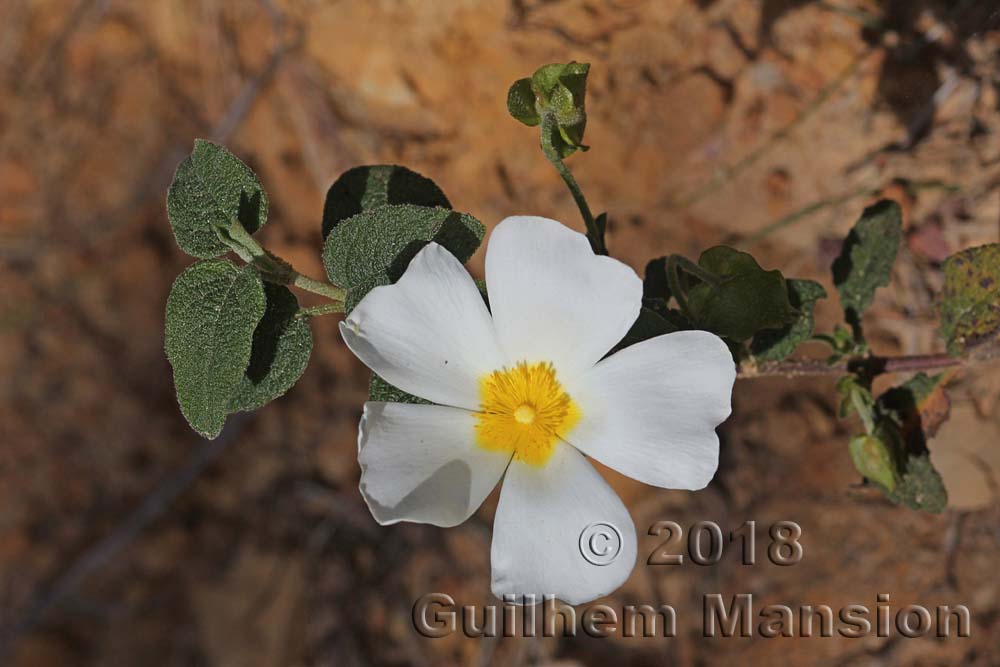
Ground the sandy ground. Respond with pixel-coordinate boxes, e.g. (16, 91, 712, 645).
(2, 0, 1000, 665)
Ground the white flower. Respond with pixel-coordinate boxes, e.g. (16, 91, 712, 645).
(341, 215, 735, 605)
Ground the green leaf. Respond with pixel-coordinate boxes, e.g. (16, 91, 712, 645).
(643, 257, 673, 302)
(556, 62, 590, 105)
(545, 120, 583, 159)
(640, 258, 692, 335)
(322, 204, 485, 310)
(820, 323, 866, 361)
(938, 243, 1000, 355)
(876, 371, 951, 450)
(751, 279, 827, 361)
(686, 246, 796, 342)
(549, 82, 584, 129)
(832, 200, 902, 324)
(612, 306, 681, 353)
(369, 373, 430, 405)
(228, 284, 313, 413)
(595, 212, 608, 239)
(167, 140, 269, 259)
(902, 372, 942, 401)
(474, 278, 490, 308)
(878, 372, 945, 426)
(531, 64, 567, 96)
(849, 433, 900, 493)
(531, 62, 589, 100)
(837, 374, 876, 433)
(343, 272, 392, 314)
(322, 165, 451, 239)
(507, 78, 540, 126)
(165, 260, 266, 438)
(888, 453, 948, 513)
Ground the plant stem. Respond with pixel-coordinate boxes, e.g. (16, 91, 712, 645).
(669, 254, 721, 285)
(665, 254, 721, 319)
(297, 302, 345, 318)
(665, 256, 691, 318)
(738, 343, 1000, 380)
(291, 273, 346, 302)
(214, 218, 346, 305)
(540, 114, 606, 254)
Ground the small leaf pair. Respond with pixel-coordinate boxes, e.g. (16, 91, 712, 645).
(165, 141, 312, 437)
(165, 144, 486, 432)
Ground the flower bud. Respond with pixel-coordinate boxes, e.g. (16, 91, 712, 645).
(507, 62, 591, 157)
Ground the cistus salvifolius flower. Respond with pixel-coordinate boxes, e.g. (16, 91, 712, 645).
(341, 215, 736, 604)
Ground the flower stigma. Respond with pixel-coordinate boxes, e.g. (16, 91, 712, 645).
(475, 361, 580, 466)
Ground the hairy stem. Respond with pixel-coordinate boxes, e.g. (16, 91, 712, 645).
(540, 114, 606, 254)
(214, 218, 346, 304)
(297, 302, 345, 318)
(291, 273, 346, 302)
(738, 344, 1000, 380)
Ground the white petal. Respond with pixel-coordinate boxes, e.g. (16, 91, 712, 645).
(485, 216, 641, 383)
(490, 442, 637, 605)
(358, 402, 511, 527)
(567, 330, 735, 490)
(340, 243, 504, 410)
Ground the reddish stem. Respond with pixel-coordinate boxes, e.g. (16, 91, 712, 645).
(739, 344, 999, 380)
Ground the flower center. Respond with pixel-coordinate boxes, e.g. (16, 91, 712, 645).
(513, 404, 536, 424)
(474, 361, 580, 466)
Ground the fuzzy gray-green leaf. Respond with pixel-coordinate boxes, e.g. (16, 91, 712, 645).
(643, 257, 673, 302)
(166, 140, 269, 258)
(322, 165, 451, 238)
(322, 204, 484, 308)
(832, 200, 902, 323)
(165, 260, 266, 437)
(344, 272, 392, 314)
(369, 373, 430, 405)
(228, 284, 313, 413)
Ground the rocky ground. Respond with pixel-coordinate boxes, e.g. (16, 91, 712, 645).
(2, 0, 1000, 665)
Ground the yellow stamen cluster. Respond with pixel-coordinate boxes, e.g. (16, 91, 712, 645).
(474, 361, 580, 466)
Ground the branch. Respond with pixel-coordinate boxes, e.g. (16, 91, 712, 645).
(738, 341, 1000, 379)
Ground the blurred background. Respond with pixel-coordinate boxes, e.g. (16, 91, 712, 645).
(2, 0, 1000, 665)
